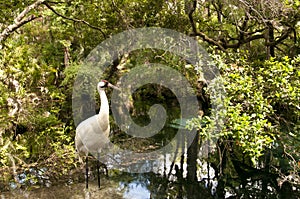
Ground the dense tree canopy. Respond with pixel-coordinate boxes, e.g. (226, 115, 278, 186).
(0, 0, 299, 197)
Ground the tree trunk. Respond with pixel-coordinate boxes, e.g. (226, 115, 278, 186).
(266, 22, 275, 59)
(187, 131, 199, 182)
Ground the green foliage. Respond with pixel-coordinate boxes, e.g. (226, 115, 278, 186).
(0, 14, 75, 189)
(188, 53, 300, 164)
(0, 0, 299, 195)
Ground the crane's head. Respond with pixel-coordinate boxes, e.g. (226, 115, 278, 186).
(97, 80, 120, 91)
(98, 80, 109, 89)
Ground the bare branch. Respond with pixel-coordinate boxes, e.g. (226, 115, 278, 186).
(14, 1, 44, 23)
(0, 0, 45, 46)
(187, 0, 226, 51)
(244, 28, 266, 36)
(224, 33, 265, 48)
(43, 2, 106, 39)
(192, 31, 226, 51)
(266, 28, 293, 46)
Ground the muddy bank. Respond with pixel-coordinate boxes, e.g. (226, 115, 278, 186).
(1, 180, 123, 199)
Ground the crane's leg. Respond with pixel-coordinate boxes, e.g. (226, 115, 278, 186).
(86, 156, 89, 189)
(97, 152, 100, 189)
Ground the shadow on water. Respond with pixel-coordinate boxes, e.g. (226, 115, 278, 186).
(2, 124, 299, 199)
(2, 123, 299, 198)
(1, 153, 214, 199)
(0, 172, 206, 199)
(1, 148, 299, 198)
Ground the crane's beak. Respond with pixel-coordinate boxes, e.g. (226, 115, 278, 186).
(108, 83, 120, 91)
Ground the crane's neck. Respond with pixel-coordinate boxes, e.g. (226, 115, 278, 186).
(98, 89, 109, 128)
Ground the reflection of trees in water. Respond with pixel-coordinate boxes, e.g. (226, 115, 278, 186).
(104, 78, 300, 198)
(209, 140, 300, 198)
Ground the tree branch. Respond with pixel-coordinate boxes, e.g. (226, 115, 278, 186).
(266, 28, 292, 46)
(43, 2, 106, 39)
(0, 0, 45, 46)
(187, 0, 293, 51)
(187, 2, 267, 51)
(192, 31, 226, 51)
(223, 33, 265, 49)
(187, 0, 226, 51)
(186, 0, 197, 34)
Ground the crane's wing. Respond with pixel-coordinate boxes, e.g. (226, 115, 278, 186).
(75, 115, 110, 154)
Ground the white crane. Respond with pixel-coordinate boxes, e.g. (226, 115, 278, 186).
(75, 80, 119, 189)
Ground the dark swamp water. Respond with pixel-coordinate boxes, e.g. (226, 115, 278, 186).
(1, 121, 299, 198)
(1, 151, 218, 199)
(2, 146, 298, 199)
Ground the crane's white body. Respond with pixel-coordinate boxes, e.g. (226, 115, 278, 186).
(74, 81, 118, 189)
(75, 80, 119, 189)
(75, 88, 110, 159)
